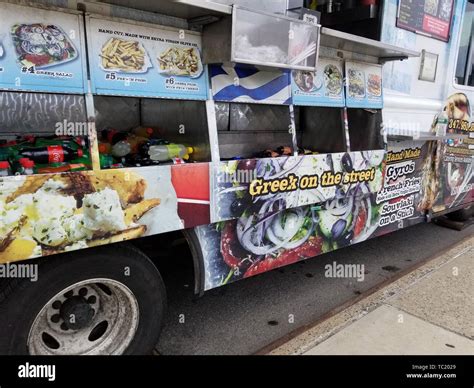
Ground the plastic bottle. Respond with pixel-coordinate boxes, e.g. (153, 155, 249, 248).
(111, 141, 132, 158)
(35, 136, 86, 149)
(127, 135, 149, 153)
(277, 146, 292, 156)
(20, 158, 35, 175)
(261, 149, 279, 158)
(435, 111, 448, 137)
(298, 147, 314, 155)
(101, 128, 127, 144)
(132, 127, 155, 138)
(148, 144, 194, 162)
(123, 153, 159, 167)
(99, 154, 115, 169)
(108, 134, 148, 158)
(0, 148, 12, 161)
(98, 142, 112, 154)
(20, 145, 84, 164)
(0, 161, 11, 176)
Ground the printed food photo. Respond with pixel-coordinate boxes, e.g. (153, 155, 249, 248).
(157, 46, 203, 78)
(367, 74, 382, 97)
(424, 0, 439, 16)
(0, 170, 160, 262)
(100, 37, 151, 73)
(11, 23, 78, 68)
(293, 70, 322, 92)
(348, 69, 365, 98)
(324, 64, 343, 96)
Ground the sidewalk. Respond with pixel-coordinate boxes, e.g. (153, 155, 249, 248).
(270, 234, 474, 355)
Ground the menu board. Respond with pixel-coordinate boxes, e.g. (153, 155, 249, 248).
(397, 0, 454, 42)
(345, 61, 383, 109)
(86, 16, 208, 100)
(291, 57, 345, 107)
(0, 2, 87, 94)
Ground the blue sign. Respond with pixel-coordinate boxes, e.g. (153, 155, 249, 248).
(345, 61, 383, 109)
(87, 16, 208, 100)
(292, 57, 345, 107)
(0, 3, 87, 94)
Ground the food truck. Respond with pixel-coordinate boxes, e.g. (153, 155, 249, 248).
(0, 0, 471, 354)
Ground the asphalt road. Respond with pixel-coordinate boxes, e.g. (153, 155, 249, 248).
(152, 222, 472, 355)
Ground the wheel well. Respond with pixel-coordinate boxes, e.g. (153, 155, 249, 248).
(131, 229, 204, 296)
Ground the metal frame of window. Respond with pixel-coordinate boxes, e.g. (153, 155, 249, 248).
(462, 25, 473, 86)
(455, 0, 474, 87)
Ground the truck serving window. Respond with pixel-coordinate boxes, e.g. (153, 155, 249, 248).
(456, 0, 474, 86)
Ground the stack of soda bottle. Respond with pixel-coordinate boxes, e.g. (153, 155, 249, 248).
(98, 126, 194, 169)
(0, 135, 90, 176)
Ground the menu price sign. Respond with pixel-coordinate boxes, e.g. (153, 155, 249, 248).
(292, 57, 345, 107)
(345, 61, 383, 109)
(0, 2, 87, 94)
(86, 17, 208, 100)
(397, 0, 454, 42)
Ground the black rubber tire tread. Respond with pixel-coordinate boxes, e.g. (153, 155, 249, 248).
(0, 243, 166, 355)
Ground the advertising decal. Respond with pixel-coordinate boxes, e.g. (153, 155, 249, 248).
(211, 151, 385, 223)
(429, 93, 474, 212)
(198, 192, 381, 290)
(374, 145, 430, 235)
(292, 57, 345, 107)
(345, 61, 383, 109)
(87, 16, 208, 99)
(0, 2, 87, 94)
(200, 151, 385, 289)
(396, 0, 454, 42)
(0, 164, 210, 263)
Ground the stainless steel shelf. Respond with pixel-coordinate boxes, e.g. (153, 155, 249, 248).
(320, 27, 420, 62)
(387, 133, 469, 142)
(101, 0, 232, 19)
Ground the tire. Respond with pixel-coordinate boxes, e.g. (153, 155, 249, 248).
(0, 244, 166, 355)
(446, 205, 473, 222)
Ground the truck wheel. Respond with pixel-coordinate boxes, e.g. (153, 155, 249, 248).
(0, 244, 166, 355)
(446, 205, 473, 222)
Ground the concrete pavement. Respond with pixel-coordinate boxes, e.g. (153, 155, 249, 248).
(271, 235, 474, 355)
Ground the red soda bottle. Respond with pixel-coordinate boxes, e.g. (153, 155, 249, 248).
(20, 146, 83, 164)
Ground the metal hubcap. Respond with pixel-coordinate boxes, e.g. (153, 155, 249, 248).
(28, 278, 139, 355)
(59, 295, 95, 330)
